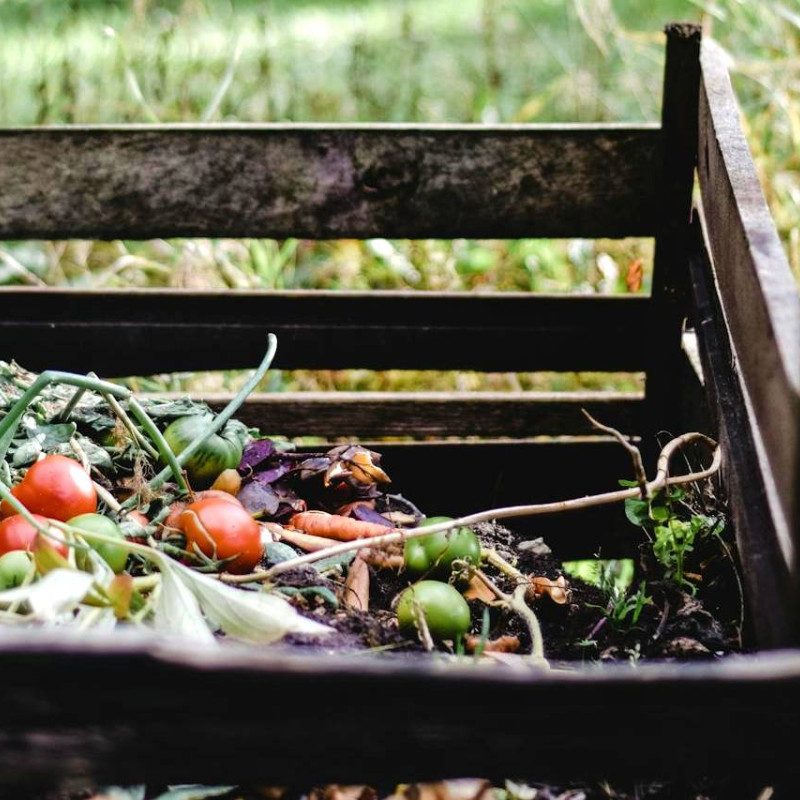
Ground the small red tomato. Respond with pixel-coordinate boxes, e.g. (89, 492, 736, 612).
(180, 497, 262, 574)
(1, 455, 97, 522)
(0, 514, 69, 558)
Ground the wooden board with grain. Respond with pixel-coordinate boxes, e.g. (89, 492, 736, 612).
(0, 631, 798, 792)
(196, 390, 644, 439)
(698, 40, 800, 585)
(0, 288, 651, 374)
(0, 124, 660, 240)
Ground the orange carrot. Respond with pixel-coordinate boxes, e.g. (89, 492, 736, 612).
(278, 527, 341, 552)
(289, 511, 393, 542)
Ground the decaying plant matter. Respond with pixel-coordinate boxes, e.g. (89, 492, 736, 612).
(0, 333, 736, 666)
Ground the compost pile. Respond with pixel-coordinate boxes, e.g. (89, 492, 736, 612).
(0, 345, 742, 666)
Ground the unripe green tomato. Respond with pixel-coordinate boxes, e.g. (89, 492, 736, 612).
(403, 516, 481, 578)
(68, 513, 129, 574)
(0, 551, 33, 590)
(396, 580, 472, 642)
(163, 415, 244, 490)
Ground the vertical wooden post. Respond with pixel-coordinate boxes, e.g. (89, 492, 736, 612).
(646, 23, 702, 445)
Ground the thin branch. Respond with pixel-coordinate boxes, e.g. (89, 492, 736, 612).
(242, 433, 720, 583)
(582, 408, 648, 498)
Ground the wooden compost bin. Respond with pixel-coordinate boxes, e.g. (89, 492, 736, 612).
(0, 22, 798, 793)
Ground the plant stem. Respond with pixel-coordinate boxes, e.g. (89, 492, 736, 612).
(103, 392, 159, 459)
(126, 396, 189, 493)
(57, 386, 87, 423)
(126, 333, 278, 502)
(252, 433, 720, 582)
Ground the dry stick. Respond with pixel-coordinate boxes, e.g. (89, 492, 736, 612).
(582, 408, 648, 499)
(243, 433, 721, 583)
(471, 567, 546, 667)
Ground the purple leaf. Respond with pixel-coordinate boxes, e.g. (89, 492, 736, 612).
(237, 480, 281, 517)
(238, 439, 276, 474)
(352, 505, 393, 527)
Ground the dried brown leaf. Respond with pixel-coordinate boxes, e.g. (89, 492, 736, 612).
(527, 575, 570, 605)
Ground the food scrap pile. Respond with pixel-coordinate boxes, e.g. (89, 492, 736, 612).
(0, 343, 742, 665)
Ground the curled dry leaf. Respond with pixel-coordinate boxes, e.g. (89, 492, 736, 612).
(527, 575, 570, 605)
(343, 551, 370, 611)
(465, 634, 521, 654)
(463, 575, 497, 604)
(310, 786, 377, 800)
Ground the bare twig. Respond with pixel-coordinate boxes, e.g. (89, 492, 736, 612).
(239, 433, 720, 583)
(582, 408, 648, 498)
(471, 568, 547, 667)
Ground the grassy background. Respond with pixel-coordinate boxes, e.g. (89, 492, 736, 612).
(0, 0, 797, 393)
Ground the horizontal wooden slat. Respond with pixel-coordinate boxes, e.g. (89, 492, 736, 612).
(0, 123, 661, 240)
(0, 288, 652, 374)
(1, 631, 800, 792)
(191, 391, 645, 438)
(698, 41, 800, 576)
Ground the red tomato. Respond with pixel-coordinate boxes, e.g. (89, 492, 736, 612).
(0, 514, 69, 558)
(180, 497, 262, 574)
(1, 455, 97, 522)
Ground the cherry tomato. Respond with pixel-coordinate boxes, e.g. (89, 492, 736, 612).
(180, 497, 262, 574)
(0, 514, 69, 558)
(68, 513, 129, 574)
(1, 455, 97, 522)
(396, 580, 471, 642)
(0, 551, 33, 590)
(403, 516, 481, 579)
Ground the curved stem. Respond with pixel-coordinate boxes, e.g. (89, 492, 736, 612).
(125, 333, 278, 503)
(103, 393, 159, 459)
(127, 397, 189, 494)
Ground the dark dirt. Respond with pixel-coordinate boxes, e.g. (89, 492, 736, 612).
(275, 515, 740, 664)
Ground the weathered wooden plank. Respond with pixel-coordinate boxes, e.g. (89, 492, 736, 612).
(0, 124, 661, 240)
(0, 631, 799, 792)
(698, 40, 800, 576)
(191, 391, 645, 439)
(646, 23, 701, 439)
(688, 220, 797, 647)
(0, 288, 652, 374)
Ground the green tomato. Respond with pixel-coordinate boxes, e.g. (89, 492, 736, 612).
(0, 551, 33, 590)
(403, 516, 481, 578)
(163, 415, 244, 489)
(397, 580, 472, 642)
(68, 513, 129, 574)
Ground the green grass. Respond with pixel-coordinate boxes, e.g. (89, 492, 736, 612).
(0, 0, 797, 392)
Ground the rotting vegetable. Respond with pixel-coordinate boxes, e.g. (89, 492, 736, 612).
(403, 516, 481, 579)
(0, 513, 68, 558)
(0, 550, 32, 590)
(68, 513, 128, 573)
(0, 453, 96, 521)
(179, 496, 263, 574)
(163, 414, 246, 489)
(397, 581, 472, 643)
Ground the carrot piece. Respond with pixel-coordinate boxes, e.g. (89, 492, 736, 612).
(278, 527, 341, 552)
(343, 551, 370, 611)
(289, 510, 394, 542)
